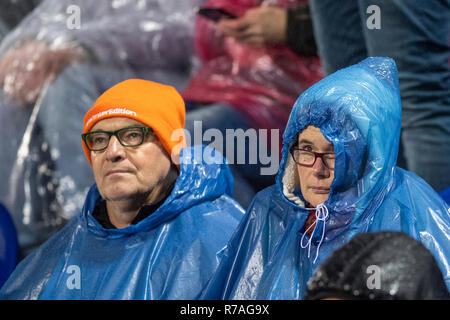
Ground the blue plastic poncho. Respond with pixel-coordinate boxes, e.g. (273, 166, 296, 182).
(0, 145, 244, 299)
(201, 57, 450, 299)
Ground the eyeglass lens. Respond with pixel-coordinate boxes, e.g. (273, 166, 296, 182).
(84, 127, 147, 151)
(292, 149, 335, 169)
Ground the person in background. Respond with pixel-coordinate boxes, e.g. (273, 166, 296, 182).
(216, 1, 316, 55)
(305, 231, 450, 300)
(0, 79, 244, 299)
(200, 57, 450, 300)
(182, 0, 322, 208)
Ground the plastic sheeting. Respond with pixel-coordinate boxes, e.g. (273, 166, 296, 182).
(200, 57, 450, 299)
(0, 145, 244, 299)
(182, 0, 323, 131)
(0, 0, 204, 257)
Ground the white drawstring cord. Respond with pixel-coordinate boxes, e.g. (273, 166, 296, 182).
(300, 203, 329, 264)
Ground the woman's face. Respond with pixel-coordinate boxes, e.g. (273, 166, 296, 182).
(295, 126, 335, 207)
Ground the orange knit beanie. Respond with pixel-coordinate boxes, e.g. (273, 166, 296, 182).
(82, 79, 186, 166)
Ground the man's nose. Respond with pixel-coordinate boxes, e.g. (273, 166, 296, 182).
(312, 156, 329, 177)
(105, 136, 126, 162)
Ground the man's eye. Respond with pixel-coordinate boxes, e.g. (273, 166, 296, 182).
(93, 136, 106, 144)
(123, 131, 142, 140)
(301, 145, 313, 151)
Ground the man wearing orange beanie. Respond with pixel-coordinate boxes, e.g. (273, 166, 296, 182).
(1, 79, 244, 300)
(82, 79, 186, 167)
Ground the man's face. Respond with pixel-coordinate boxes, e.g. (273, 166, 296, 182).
(296, 126, 335, 207)
(90, 117, 172, 203)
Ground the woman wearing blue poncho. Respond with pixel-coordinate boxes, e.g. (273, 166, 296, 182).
(201, 57, 450, 299)
(0, 79, 244, 299)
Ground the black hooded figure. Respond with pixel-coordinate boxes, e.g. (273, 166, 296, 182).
(305, 231, 450, 300)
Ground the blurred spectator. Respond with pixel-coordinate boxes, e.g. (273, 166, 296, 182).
(0, 203, 18, 289)
(305, 231, 450, 300)
(182, 0, 322, 207)
(309, 0, 450, 192)
(0, 0, 203, 258)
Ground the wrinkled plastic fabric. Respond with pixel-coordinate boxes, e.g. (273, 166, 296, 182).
(0, 145, 244, 299)
(201, 57, 450, 300)
(0, 0, 204, 257)
(182, 0, 323, 131)
(0, 0, 203, 78)
(0, 203, 18, 289)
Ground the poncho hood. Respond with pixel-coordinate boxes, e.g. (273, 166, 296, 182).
(277, 57, 401, 238)
(305, 231, 450, 300)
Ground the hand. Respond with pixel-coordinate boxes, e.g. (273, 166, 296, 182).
(0, 40, 85, 106)
(216, 6, 287, 46)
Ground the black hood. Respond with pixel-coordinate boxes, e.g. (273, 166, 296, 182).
(305, 231, 450, 300)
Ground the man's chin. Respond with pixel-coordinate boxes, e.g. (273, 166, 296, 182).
(101, 188, 143, 202)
